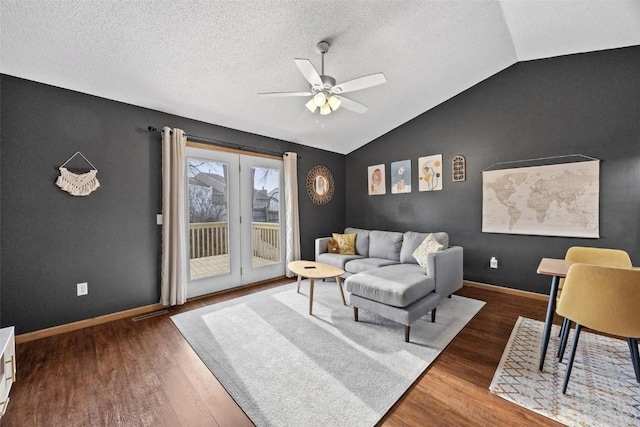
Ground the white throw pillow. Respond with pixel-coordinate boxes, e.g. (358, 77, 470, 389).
(412, 233, 443, 268)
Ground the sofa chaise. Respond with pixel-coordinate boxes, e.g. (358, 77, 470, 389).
(315, 227, 463, 342)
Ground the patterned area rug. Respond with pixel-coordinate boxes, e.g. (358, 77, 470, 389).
(490, 317, 640, 426)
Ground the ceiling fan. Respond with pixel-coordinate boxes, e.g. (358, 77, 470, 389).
(258, 41, 386, 115)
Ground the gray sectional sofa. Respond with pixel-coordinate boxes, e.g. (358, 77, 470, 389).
(315, 227, 463, 342)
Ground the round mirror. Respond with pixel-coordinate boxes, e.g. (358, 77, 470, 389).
(306, 165, 334, 205)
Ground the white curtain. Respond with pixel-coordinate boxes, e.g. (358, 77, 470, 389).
(161, 127, 188, 305)
(284, 152, 301, 277)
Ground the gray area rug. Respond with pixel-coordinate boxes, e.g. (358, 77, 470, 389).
(171, 281, 485, 427)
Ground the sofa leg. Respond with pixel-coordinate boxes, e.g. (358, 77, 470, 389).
(404, 325, 410, 342)
(353, 307, 359, 322)
(431, 308, 437, 323)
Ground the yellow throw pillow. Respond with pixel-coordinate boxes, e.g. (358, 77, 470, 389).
(332, 233, 356, 255)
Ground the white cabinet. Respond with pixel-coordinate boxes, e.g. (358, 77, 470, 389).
(0, 327, 15, 417)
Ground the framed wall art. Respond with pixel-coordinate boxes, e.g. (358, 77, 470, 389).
(391, 160, 411, 194)
(418, 154, 443, 191)
(482, 159, 599, 238)
(368, 164, 386, 195)
(452, 155, 466, 182)
(306, 165, 334, 205)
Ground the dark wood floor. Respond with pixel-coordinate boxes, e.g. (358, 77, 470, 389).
(2, 281, 563, 427)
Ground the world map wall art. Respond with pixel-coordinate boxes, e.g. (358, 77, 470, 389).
(482, 160, 599, 238)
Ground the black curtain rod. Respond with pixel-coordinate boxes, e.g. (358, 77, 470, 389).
(147, 126, 299, 159)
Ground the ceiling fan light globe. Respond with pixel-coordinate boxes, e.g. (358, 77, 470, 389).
(313, 92, 327, 107)
(305, 98, 318, 113)
(320, 103, 332, 115)
(328, 95, 341, 111)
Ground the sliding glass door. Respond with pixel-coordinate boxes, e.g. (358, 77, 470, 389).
(185, 146, 284, 298)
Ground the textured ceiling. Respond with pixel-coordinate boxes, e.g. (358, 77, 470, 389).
(2, 1, 639, 154)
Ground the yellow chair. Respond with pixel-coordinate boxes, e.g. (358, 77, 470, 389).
(556, 263, 640, 394)
(557, 246, 632, 360)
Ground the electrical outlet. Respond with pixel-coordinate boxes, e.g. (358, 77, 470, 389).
(77, 282, 88, 296)
(490, 257, 498, 269)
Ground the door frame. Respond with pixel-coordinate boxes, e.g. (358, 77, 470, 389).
(185, 142, 285, 298)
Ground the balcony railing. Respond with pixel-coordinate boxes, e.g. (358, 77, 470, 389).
(189, 221, 280, 262)
(189, 222, 229, 259)
(252, 222, 280, 261)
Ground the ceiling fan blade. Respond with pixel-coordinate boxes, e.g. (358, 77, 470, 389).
(337, 96, 369, 114)
(294, 58, 323, 88)
(331, 73, 386, 94)
(258, 91, 313, 97)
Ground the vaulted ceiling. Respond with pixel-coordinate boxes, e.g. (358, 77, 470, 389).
(2, 1, 639, 154)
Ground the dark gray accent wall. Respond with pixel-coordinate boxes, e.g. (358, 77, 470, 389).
(0, 74, 3, 320)
(0, 75, 345, 334)
(346, 46, 640, 294)
(3, 46, 637, 334)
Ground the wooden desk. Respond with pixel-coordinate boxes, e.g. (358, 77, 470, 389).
(536, 258, 574, 371)
(288, 261, 346, 315)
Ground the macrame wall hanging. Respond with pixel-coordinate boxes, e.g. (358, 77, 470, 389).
(56, 151, 100, 196)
